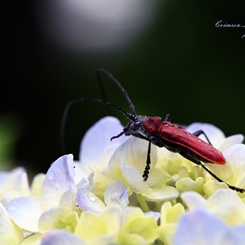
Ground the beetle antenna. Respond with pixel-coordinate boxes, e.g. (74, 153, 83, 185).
(97, 69, 137, 117)
(60, 98, 135, 154)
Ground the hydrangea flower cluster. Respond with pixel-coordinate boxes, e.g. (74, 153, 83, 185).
(1, 116, 245, 245)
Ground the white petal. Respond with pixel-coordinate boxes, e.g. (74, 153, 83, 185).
(79, 116, 127, 163)
(20, 233, 43, 245)
(75, 174, 90, 189)
(221, 144, 245, 190)
(6, 196, 43, 232)
(207, 189, 245, 223)
(143, 186, 179, 202)
(109, 136, 158, 177)
(59, 190, 77, 209)
(121, 161, 150, 194)
(38, 207, 71, 233)
(76, 188, 106, 213)
(0, 203, 24, 243)
(73, 161, 91, 184)
(41, 154, 76, 210)
(104, 181, 129, 208)
(223, 144, 245, 168)
(14, 171, 30, 196)
(2, 190, 21, 206)
(41, 230, 87, 245)
(187, 122, 225, 148)
(219, 134, 244, 151)
(0, 167, 30, 196)
(31, 174, 45, 196)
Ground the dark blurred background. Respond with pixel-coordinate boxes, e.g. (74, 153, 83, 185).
(1, 0, 245, 175)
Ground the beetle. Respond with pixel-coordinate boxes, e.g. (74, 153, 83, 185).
(61, 69, 245, 193)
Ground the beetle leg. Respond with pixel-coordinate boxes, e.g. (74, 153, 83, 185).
(110, 131, 125, 141)
(180, 152, 245, 193)
(142, 138, 153, 181)
(164, 114, 171, 121)
(192, 130, 213, 146)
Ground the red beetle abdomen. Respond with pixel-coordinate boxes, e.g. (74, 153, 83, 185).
(200, 148, 226, 165)
(158, 122, 226, 165)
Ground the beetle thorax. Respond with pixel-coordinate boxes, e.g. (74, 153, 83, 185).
(124, 115, 150, 139)
(144, 116, 163, 133)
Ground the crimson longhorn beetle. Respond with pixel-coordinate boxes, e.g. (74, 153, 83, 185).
(61, 69, 245, 193)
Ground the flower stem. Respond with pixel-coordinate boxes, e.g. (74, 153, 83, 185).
(136, 194, 150, 212)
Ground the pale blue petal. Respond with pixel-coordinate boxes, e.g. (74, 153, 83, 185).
(181, 191, 207, 210)
(79, 116, 127, 163)
(174, 209, 238, 245)
(41, 154, 76, 210)
(104, 181, 129, 207)
(230, 225, 245, 245)
(76, 188, 106, 213)
(40, 230, 87, 245)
